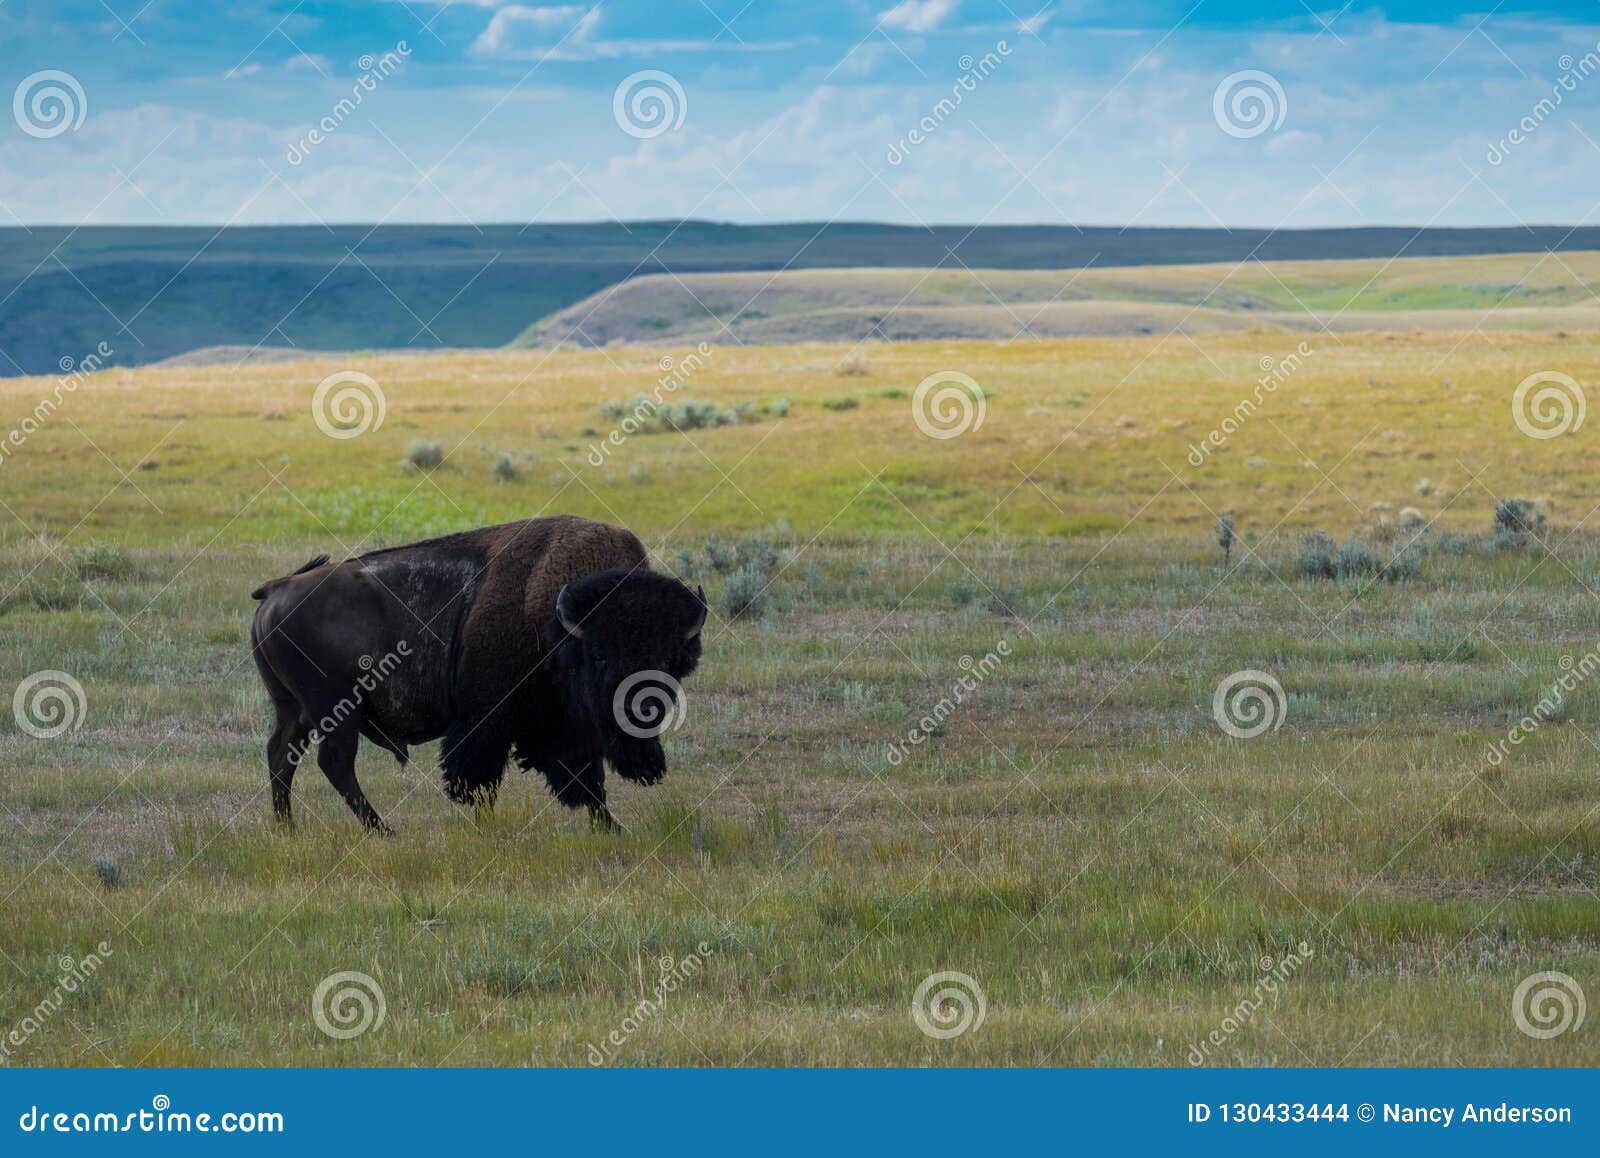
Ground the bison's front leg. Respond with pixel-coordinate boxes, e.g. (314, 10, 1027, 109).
(611, 736, 667, 785)
(440, 716, 511, 810)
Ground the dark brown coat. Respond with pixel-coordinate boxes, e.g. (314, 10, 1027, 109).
(250, 515, 705, 832)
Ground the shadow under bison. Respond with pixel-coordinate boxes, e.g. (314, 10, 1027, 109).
(249, 515, 707, 834)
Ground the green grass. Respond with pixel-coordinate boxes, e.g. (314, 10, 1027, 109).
(3, 531, 1598, 1066)
(5, 329, 1600, 547)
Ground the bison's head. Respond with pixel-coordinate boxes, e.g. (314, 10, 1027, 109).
(552, 568, 707, 783)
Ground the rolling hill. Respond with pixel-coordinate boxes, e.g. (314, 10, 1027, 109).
(6, 223, 1600, 376)
(512, 252, 1600, 349)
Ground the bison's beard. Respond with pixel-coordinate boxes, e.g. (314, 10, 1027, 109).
(608, 735, 667, 784)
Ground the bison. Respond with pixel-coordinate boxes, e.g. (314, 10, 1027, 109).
(249, 515, 706, 834)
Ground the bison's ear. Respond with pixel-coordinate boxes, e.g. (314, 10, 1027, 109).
(685, 586, 707, 640)
(555, 584, 584, 638)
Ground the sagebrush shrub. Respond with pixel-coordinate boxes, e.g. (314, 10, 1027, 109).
(404, 439, 444, 470)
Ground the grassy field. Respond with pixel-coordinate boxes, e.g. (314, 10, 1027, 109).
(2, 328, 1599, 1065)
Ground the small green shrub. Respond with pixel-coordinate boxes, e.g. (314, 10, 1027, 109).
(822, 397, 859, 412)
(403, 439, 445, 471)
(659, 399, 740, 431)
(734, 536, 779, 575)
(975, 585, 1023, 617)
(1293, 532, 1338, 580)
(702, 535, 735, 572)
(717, 563, 769, 620)
(1215, 514, 1236, 567)
(491, 452, 518, 482)
(834, 351, 871, 376)
(1293, 531, 1419, 582)
(1492, 498, 1545, 549)
(73, 545, 134, 581)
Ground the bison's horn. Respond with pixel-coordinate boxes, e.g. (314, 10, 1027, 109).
(555, 584, 583, 638)
(685, 586, 707, 640)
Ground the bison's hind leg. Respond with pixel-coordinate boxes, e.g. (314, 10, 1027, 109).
(266, 701, 311, 827)
(315, 721, 392, 836)
(440, 716, 512, 811)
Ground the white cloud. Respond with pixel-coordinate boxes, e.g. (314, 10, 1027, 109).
(879, 0, 956, 35)
(284, 53, 332, 74)
(470, 3, 802, 60)
(473, 4, 602, 57)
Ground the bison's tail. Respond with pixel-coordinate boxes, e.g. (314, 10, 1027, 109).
(250, 553, 331, 600)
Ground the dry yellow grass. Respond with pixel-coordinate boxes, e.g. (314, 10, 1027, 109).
(0, 327, 1594, 548)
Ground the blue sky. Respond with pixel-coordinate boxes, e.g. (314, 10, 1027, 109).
(3, 1, 1600, 226)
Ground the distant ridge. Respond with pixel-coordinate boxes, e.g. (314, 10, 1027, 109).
(5, 223, 1600, 375)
